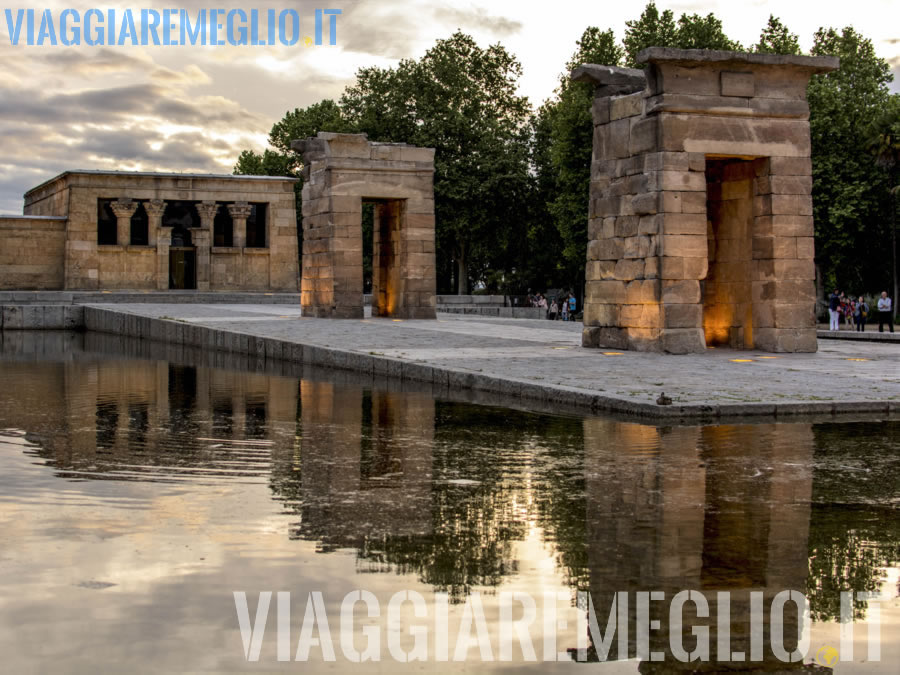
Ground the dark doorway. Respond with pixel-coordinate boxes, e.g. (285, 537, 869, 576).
(368, 199, 405, 317)
(703, 157, 756, 349)
(170, 248, 196, 289)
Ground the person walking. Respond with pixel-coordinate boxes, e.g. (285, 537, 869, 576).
(568, 294, 577, 322)
(854, 296, 868, 332)
(877, 291, 894, 333)
(548, 299, 558, 321)
(828, 289, 841, 331)
(560, 295, 569, 322)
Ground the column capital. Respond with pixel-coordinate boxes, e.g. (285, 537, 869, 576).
(144, 199, 166, 218)
(196, 200, 219, 228)
(110, 199, 138, 219)
(227, 201, 252, 220)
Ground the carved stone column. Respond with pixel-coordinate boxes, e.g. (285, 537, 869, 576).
(110, 199, 138, 246)
(144, 199, 166, 247)
(195, 201, 218, 291)
(227, 201, 252, 249)
(145, 200, 168, 290)
(227, 201, 252, 288)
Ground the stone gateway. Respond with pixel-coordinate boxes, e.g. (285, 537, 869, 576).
(293, 132, 437, 320)
(577, 48, 839, 353)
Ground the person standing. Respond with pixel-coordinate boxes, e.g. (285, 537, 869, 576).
(548, 299, 558, 321)
(828, 289, 840, 331)
(854, 296, 868, 332)
(877, 291, 894, 333)
(568, 295, 577, 321)
(560, 295, 569, 322)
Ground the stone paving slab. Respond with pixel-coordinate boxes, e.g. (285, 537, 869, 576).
(817, 329, 899, 343)
(82, 303, 900, 420)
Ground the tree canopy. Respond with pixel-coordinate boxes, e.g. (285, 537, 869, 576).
(235, 4, 898, 300)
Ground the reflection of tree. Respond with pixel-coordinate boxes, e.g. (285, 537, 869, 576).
(356, 485, 524, 601)
(807, 504, 900, 621)
(271, 397, 588, 602)
(807, 422, 900, 621)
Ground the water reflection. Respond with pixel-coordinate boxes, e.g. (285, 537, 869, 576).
(0, 331, 897, 672)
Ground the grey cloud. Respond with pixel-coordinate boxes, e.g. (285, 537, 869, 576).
(38, 49, 152, 75)
(431, 6, 523, 36)
(338, 2, 521, 60)
(152, 98, 261, 126)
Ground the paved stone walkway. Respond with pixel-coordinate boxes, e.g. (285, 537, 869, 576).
(86, 303, 900, 418)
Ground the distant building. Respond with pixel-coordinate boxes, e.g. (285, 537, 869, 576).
(0, 170, 299, 291)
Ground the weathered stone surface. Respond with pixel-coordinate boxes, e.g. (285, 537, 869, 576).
(10, 171, 299, 292)
(571, 64, 646, 92)
(568, 49, 824, 353)
(296, 132, 436, 320)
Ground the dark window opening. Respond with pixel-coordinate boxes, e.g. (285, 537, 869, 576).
(128, 402, 149, 446)
(95, 399, 118, 450)
(162, 201, 201, 229)
(212, 398, 234, 436)
(246, 203, 267, 248)
(170, 225, 193, 247)
(97, 199, 118, 245)
(130, 202, 149, 246)
(214, 204, 233, 247)
(245, 396, 268, 439)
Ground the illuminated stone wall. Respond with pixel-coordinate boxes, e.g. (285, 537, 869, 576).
(293, 132, 437, 319)
(577, 49, 837, 353)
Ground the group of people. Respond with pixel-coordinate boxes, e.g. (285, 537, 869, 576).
(828, 290, 894, 333)
(528, 291, 577, 321)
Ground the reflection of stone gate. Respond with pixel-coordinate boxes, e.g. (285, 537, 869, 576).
(577, 49, 838, 353)
(293, 132, 437, 319)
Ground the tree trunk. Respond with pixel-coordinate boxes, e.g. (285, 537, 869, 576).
(456, 242, 468, 295)
(892, 190, 898, 321)
(457, 255, 468, 295)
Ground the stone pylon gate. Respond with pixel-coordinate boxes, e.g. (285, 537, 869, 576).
(292, 132, 437, 319)
(576, 49, 838, 353)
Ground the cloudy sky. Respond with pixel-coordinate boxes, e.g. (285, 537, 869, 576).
(1, 0, 898, 213)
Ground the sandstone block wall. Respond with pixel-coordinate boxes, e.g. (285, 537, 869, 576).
(577, 49, 837, 353)
(293, 133, 436, 319)
(0, 216, 67, 289)
(19, 171, 299, 292)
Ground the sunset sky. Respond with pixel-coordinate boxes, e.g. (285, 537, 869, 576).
(1, 0, 898, 213)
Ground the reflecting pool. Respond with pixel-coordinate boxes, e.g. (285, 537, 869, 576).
(0, 332, 898, 673)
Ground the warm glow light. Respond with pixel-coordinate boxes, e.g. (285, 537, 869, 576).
(392, 319, 403, 322)
(846, 358, 870, 361)
(730, 359, 754, 362)
(552, 347, 572, 350)
(603, 352, 624, 356)
(757, 356, 778, 359)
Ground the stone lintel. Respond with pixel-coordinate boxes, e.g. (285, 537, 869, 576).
(635, 47, 839, 73)
(570, 64, 646, 96)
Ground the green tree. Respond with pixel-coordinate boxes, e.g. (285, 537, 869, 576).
(623, 2, 678, 67)
(341, 32, 532, 294)
(543, 28, 624, 293)
(752, 15, 801, 55)
(808, 26, 895, 294)
(866, 94, 900, 315)
(623, 2, 740, 67)
(234, 99, 354, 263)
(675, 13, 743, 52)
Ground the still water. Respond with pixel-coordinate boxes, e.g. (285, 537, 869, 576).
(0, 332, 898, 673)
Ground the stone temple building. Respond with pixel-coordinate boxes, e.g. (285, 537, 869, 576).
(577, 48, 838, 353)
(0, 171, 299, 291)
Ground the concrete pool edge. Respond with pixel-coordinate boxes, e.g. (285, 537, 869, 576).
(75, 305, 899, 422)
